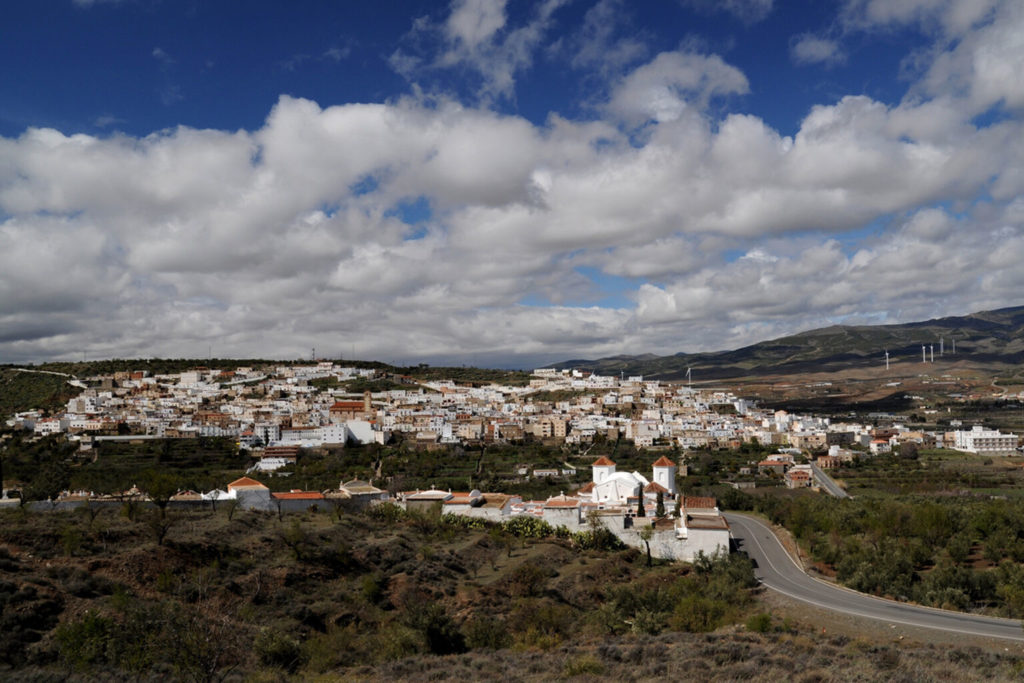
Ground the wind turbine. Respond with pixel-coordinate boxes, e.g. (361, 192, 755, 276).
(885, 350, 889, 371)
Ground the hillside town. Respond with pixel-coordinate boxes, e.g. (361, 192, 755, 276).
(3, 362, 1021, 559)
(7, 362, 1020, 458)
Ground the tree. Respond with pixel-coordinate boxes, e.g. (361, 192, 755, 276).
(279, 519, 310, 562)
(636, 495, 645, 518)
(224, 498, 241, 521)
(24, 458, 70, 506)
(140, 471, 181, 519)
(639, 524, 654, 567)
(145, 509, 176, 546)
(656, 491, 665, 518)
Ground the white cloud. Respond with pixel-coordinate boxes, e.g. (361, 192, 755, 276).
(607, 51, 749, 125)
(444, 0, 508, 50)
(568, 0, 648, 75)
(842, 0, 1000, 36)
(3, 11, 1024, 366)
(915, 1, 1024, 114)
(152, 47, 174, 66)
(681, 0, 774, 24)
(392, 0, 569, 102)
(790, 35, 845, 66)
(93, 114, 125, 128)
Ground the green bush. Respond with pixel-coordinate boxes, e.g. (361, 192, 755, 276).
(365, 502, 407, 523)
(669, 594, 730, 632)
(254, 628, 304, 672)
(570, 527, 625, 551)
(463, 615, 512, 650)
(405, 603, 466, 655)
(746, 612, 772, 633)
(631, 608, 664, 635)
(442, 513, 489, 530)
(562, 654, 604, 677)
(502, 516, 553, 538)
(55, 611, 115, 671)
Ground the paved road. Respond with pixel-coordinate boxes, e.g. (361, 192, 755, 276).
(725, 512, 1024, 642)
(810, 462, 849, 499)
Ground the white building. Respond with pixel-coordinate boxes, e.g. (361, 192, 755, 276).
(953, 425, 1018, 455)
(318, 424, 348, 445)
(34, 418, 68, 435)
(578, 456, 650, 506)
(253, 422, 281, 445)
(651, 456, 677, 496)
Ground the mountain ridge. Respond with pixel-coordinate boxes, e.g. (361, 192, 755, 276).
(555, 305, 1024, 381)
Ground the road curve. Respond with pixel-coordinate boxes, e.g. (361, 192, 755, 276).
(724, 512, 1024, 642)
(809, 463, 849, 499)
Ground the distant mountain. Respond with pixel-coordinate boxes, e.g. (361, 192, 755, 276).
(555, 306, 1024, 381)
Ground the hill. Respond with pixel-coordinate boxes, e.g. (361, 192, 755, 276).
(555, 305, 1024, 383)
(3, 504, 1023, 681)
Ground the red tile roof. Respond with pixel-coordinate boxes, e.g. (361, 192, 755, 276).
(264, 445, 301, 459)
(643, 481, 669, 494)
(652, 456, 676, 467)
(271, 491, 324, 500)
(592, 456, 616, 466)
(227, 476, 268, 490)
(576, 482, 595, 494)
(683, 496, 717, 510)
(544, 498, 581, 508)
(330, 401, 366, 411)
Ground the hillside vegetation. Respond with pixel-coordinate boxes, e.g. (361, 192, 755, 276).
(0, 369, 84, 416)
(1, 503, 760, 680)
(4, 502, 1024, 681)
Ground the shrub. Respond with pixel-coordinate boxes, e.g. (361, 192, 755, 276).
(562, 654, 604, 678)
(406, 603, 466, 655)
(746, 612, 772, 633)
(55, 611, 115, 671)
(502, 516, 553, 538)
(254, 628, 304, 672)
(366, 502, 407, 523)
(669, 594, 730, 632)
(505, 563, 549, 598)
(361, 573, 386, 604)
(463, 615, 512, 650)
(570, 527, 624, 552)
(442, 513, 488, 530)
(631, 608, 664, 635)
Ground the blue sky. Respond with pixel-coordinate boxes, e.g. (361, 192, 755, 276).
(1, 1, 910, 137)
(1, 0, 1023, 368)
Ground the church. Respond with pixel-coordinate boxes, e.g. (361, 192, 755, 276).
(575, 455, 678, 509)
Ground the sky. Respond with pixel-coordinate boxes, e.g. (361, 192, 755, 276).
(1, 0, 1023, 369)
